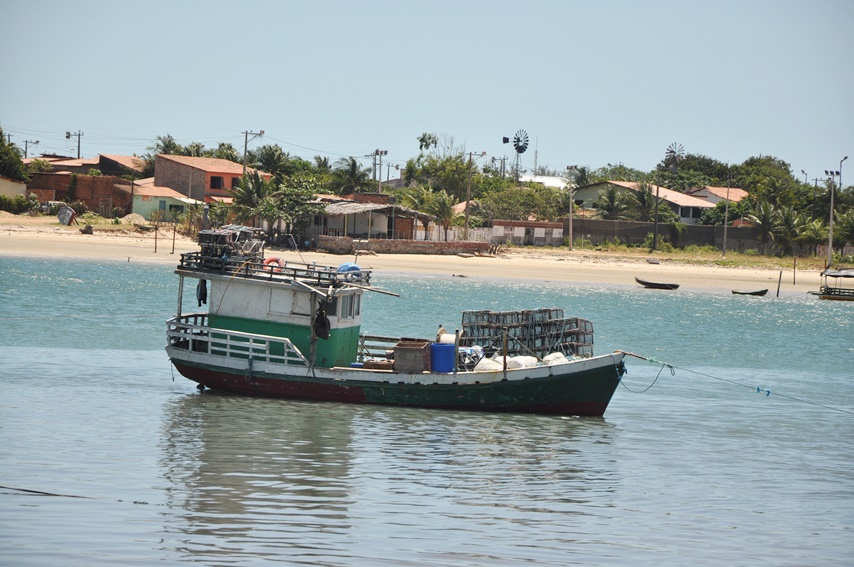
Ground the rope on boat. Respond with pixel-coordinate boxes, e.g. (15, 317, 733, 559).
(615, 350, 854, 416)
(0, 484, 155, 506)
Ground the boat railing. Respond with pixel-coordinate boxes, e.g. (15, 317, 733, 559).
(358, 334, 400, 360)
(177, 252, 370, 286)
(166, 314, 310, 367)
(820, 285, 854, 298)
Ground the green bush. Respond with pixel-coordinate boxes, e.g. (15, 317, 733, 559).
(684, 244, 718, 254)
(0, 193, 40, 214)
(659, 242, 674, 253)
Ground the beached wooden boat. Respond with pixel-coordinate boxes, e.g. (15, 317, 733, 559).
(635, 276, 680, 290)
(165, 226, 627, 416)
(731, 289, 768, 296)
(817, 269, 854, 301)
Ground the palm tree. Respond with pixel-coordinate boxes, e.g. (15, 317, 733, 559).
(182, 142, 206, 157)
(229, 171, 279, 226)
(313, 156, 331, 173)
(400, 184, 434, 240)
(798, 219, 827, 257)
(331, 157, 372, 195)
(148, 134, 182, 155)
(423, 190, 459, 241)
(774, 205, 803, 256)
(211, 143, 241, 163)
(748, 201, 778, 255)
(594, 186, 630, 220)
(254, 145, 290, 180)
(834, 209, 854, 253)
(627, 182, 657, 222)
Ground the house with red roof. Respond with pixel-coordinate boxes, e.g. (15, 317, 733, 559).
(154, 154, 270, 204)
(130, 177, 203, 220)
(573, 180, 715, 224)
(687, 186, 748, 205)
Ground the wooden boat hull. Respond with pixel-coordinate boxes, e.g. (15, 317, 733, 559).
(635, 277, 679, 290)
(818, 292, 854, 301)
(167, 347, 626, 417)
(731, 289, 768, 296)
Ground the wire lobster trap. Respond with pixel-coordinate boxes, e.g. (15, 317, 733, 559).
(459, 308, 594, 359)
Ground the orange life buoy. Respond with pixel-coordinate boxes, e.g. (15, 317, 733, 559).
(263, 257, 285, 273)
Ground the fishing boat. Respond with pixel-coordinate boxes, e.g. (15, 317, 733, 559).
(164, 226, 627, 416)
(731, 289, 768, 296)
(816, 268, 854, 301)
(635, 276, 680, 290)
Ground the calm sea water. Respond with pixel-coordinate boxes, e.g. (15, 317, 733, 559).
(1, 256, 852, 566)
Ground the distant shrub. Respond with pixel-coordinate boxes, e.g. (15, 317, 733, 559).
(0, 193, 39, 214)
(659, 242, 674, 253)
(684, 244, 718, 254)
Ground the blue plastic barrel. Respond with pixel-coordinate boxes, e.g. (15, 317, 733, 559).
(430, 343, 456, 372)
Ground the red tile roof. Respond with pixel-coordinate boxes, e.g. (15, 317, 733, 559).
(693, 186, 749, 202)
(101, 154, 146, 172)
(157, 154, 254, 175)
(131, 184, 190, 199)
(610, 180, 714, 208)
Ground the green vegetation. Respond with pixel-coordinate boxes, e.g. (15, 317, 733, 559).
(4, 125, 852, 261)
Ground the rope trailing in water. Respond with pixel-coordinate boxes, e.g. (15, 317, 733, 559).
(616, 350, 854, 416)
(0, 484, 154, 505)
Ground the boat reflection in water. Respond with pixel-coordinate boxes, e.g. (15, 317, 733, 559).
(158, 393, 620, 564)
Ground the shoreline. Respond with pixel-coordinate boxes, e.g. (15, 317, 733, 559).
(0, 216, 822, 295)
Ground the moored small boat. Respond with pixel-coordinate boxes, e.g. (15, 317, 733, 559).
(816, 269, 854, 301)
(731, 289, 768, 296)
(165, 226, 628, 416)
(635, 276, 680, 290)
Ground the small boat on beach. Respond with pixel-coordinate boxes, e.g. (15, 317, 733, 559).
(731, 289, 768, 296)
(635, 276, 680, 290)
(816, 268, 854, 301)
(165, 226, 627, 416)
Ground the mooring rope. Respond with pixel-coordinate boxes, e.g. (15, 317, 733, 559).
(0, 484, 155, 506)
(616, 350, 854, 416)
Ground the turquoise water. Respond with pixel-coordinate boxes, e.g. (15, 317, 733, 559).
(1, 256, 852, 566)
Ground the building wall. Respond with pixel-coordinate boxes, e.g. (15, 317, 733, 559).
(315, 235, 490, 255)
(566, 218, 760, 250)
(0, 176, 26, 197)
(132, 196, 187, 220)
(154, 157, 206, 201)
(27, 173, 131, 216)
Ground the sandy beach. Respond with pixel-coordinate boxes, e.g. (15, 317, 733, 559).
(0, 213, 822, 295)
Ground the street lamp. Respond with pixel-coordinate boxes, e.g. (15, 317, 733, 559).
(375, 149, 388, 192)
(66, 130, 83, 159)
(24, 140, 39, 158)
(824, 156, 847, 267)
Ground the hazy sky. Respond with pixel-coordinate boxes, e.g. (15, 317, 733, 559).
(2, 0, 852, 183)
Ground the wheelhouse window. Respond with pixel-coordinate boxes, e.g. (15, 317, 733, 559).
(339, 293, 361, 320)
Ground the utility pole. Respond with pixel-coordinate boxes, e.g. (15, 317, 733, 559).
(374, 149, 387, 192)
(66, 130, 83, 158)
(24, 140, 39, 158)
(242, 130, 264, 176)
(825, 156, 848, 267)
(492, 156, 508, 178)
(5, 133, 11, 144)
